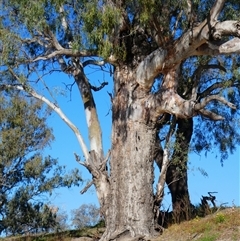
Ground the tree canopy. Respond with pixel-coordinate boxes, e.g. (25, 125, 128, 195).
(0, 91, 82, 235)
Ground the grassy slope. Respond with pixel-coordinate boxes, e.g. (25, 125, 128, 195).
(1, 208, 239, 241)
(159, 207, 240, 241)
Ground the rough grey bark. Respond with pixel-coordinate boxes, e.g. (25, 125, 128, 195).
(100, 66, 158, 240)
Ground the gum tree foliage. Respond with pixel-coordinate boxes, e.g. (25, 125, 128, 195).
(0, 91, 82, 235)
(0, 0, 240, 240)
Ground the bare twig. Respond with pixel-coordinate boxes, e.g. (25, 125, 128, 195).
(90, 82, 108, 91)
(74, 153, 87, 167)
(99, 150, 111, 172)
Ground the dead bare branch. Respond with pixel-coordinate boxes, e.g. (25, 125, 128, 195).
(5, 69, 90, 160)
(74, 153, 87, 167)
(99, 150, 111, 172)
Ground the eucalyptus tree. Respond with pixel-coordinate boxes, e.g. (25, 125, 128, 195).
(160, 56, 240, 221)
(0, 0, 240, 240)
(0, 91, 82, 235)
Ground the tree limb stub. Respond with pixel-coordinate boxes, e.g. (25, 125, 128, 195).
(196, 37, 240, 56)
(212, 21, 240, 40)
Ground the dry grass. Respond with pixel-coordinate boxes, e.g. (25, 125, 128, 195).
(1, 207, 239, 241)
(157, 207, 240, 241)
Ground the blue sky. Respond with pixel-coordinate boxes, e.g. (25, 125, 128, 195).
(41, 66, 240, 221)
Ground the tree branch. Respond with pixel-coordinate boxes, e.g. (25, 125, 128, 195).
(80, 180, 94, 194)
(72, 59, 104, 158)
(90, 82, 108, 92)
(136, 48, 168, 89)
(154, 116, 176, 215)
(3, 70, 90, 160)
(209, 0, 226, 24)
(198, 109, 225, 121)
(199, 79, 238, 99)
(195, 95, 236, 111)
(196, 37, 240, 56)
(83, 59, 105, 68)
(136, 14, 240, 90)
(212, 21, 240, 40)
(32, 49, 96, 62)
(59, 5, 68, 32)
(56, 56, 104, 159)
(191, 64, 226, 100)
(150, 85, 236, 121)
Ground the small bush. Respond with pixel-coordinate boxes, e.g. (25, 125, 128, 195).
(215, 213, 225, 224)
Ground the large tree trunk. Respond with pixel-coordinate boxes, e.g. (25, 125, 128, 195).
(100, 66, 158, 241)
